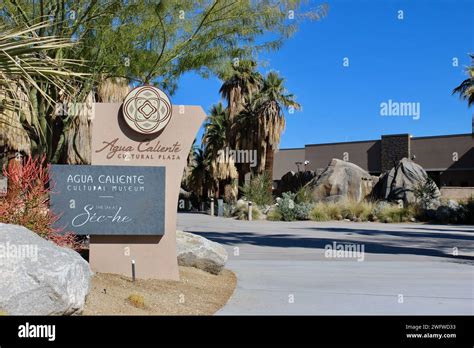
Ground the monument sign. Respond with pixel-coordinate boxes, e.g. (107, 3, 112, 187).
(50, 85, 205, 280)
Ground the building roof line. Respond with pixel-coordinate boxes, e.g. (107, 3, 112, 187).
(305, 139, 378, 147)
(276, 147, 305, 151)
(280, 133, 473, 150)
(412, 133, 473, 140)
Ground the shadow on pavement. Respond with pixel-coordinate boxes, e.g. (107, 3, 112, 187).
(402, 226, 474, 233)
(303, 227, 474, 241)
(186, 229, 474, 263)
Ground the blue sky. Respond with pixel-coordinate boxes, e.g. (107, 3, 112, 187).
(172, 0, 474, 149)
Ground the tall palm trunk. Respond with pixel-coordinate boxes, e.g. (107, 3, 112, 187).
(264, 143, 274, 193)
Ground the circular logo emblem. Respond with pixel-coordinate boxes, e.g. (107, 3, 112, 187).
(122, 86, 172, 135)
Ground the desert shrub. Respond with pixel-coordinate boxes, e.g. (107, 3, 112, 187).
(233, 203, 261, 220)
(0, 156, 78, 249)
(232, 203, 246, 219)
(294, 202, 314, 220)
(295, 186, 314, 204)
(324, 203, 343, 220)
(272, 191, 316, 221)
(410, 197, 474, 224)
(267, 209, 282, 221)
(249, 205, 262, 220)
(276, 192, 298, 221)
(223, 202, 233, 217)
(309, 203, 330, 221)
(240, 172, 274, 206)
(461, 196, 474, 224)
(342, 200, 374, 221)
(126, 294, 145, 309)
(425, 199, 473, 224)
(223, 182, 238, 203)
(414, 177, 439, 208)
(375, 205, 413, 223)
(307, 200, 418, 223)
(310, 200, 374, 221)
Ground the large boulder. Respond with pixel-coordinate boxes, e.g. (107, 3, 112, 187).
(176, 230, 227, 275)
(0, 223, 92, 315)
(306, 159, 377, 202)
(377, 158, 441, 205)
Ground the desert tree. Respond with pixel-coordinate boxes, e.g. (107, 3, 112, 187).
(1, 0, 327, 163)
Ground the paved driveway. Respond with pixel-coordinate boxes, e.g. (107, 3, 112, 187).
(177, 213, 474, 315)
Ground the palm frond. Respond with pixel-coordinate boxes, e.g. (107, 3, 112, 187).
(0, 21, 89, 156)
(452, 54, 474, 107)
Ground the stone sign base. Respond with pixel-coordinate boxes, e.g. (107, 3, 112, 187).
(89, 234, 179, 280)
(89, 102, 206, 281)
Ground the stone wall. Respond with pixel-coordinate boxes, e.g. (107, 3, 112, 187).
(440, 187, 474, 201)
(381, 134, 411, 172)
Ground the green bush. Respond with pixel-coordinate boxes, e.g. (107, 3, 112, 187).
(267, 209, 282, 221)
(295, 186, 314, 204)
(240, 172, 274, 206)
(277, 192, 297, 221)
(269, 191, 315, 221)
(294, 202, 314, 220)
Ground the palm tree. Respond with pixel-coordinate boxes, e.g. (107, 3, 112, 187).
(219, 60, 262, 123)
(233, 94, 260, 172)
(219, 60, 262, 188)
(452, 54, 474, 107)
(202, 102, 237, 197)
(188, 147, 212, 202)
(0, 22, 127, 165)
(202, 103, 228, 156)
(254, 71, 301, 189)
(182, 139, 198, 190)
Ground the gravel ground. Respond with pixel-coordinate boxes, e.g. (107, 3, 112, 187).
(83, 266, 236, 315)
